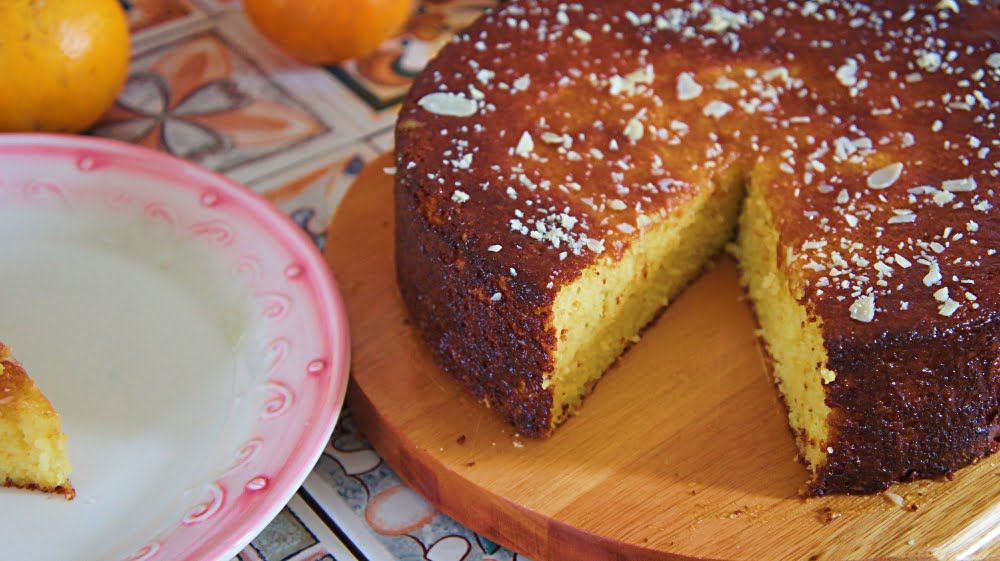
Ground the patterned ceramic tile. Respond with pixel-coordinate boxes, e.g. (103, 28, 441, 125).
(320, 0, 496, 133)
(244, 144, 378, 252)
(235, 494, 358, 561)
(306, 410, 530, 561)
(191, 0, 240, 15)
(92, 21, 362, 183)
(366, 127, 396, 155)
(121, 0, 211, 49)
(121, 0, 198, 31)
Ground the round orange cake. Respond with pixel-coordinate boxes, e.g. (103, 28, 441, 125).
(394, 0, 999, 494)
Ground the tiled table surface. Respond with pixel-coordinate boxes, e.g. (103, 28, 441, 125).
(100, 1, 530, 560)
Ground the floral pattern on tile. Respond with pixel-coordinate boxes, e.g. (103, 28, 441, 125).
(247, 149, 372, 252)
(92, 33, 330, 174)
(312, 410, 530, 561)
(235, 507, 336, 561)
(325, 0, 495, 113)
(120, 0, 197, 32)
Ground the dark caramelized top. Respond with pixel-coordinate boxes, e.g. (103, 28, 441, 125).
(395, 0, 999, 344)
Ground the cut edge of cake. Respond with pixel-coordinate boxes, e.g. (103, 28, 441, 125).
(546, 164, 746, 431)
(0, 344, 75, 500)
(735, 171, 834, 492)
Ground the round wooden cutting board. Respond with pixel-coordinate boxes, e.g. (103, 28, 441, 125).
(325, 153, 1000, 561)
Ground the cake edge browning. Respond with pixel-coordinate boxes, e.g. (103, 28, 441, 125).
(744, 174, 1000, 496)
(817, 317, 1000, 496)
(395, 164, 560, 438)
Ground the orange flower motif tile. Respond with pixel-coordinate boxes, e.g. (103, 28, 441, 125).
(246, 147, 374, 250)
(326, 0, 496, 113)
(93, 33, 330, 174)
(121, 0, 198, 32)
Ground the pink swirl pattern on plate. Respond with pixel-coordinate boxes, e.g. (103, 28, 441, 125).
(123, 542, 160, 561)
(0, 134, 349, 561)
(182, 483, 227, 525)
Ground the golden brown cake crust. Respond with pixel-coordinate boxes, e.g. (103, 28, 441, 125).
(395, 0, 1000, 491)
(0, 344, 75, 500)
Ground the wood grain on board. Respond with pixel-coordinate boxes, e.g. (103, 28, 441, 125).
(325, 153, 1000, 561)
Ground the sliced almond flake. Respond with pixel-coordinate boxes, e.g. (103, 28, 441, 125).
(515, 131, 535, 157)
(835, 58, 859, 87)
(677, 72, 703, 101)
(625, 65, 655, 86)
(942, 177, 977, 192)
(895, 254, 913, 268)
(923, 261, 942, 286)
(888, 211, 916, 224)
(476, 69, 495, 85)
(703, 100, 733, 119)
(933, 190, 956, 206)
(883, 492, 905, 507)
(917, 51, 942, 72)
(849, 294, 876, 323)
(624, 117, 644, 143)
(418, 92, 478, 117)
(715, 76, 739, 90)
(867, 163, 904, 189)
(936, 0, 960, 12)
(939, 299, 960, 317)
(874, 261, 894, 276)
(702, 5, 748, 33)
(585, 238, 605, 253)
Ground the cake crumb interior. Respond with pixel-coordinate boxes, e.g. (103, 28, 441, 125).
(0, 361, 73, 491)
(547, 165, 834, 482)
(736, 172, 833, 476)
(548, 164, 744, 428)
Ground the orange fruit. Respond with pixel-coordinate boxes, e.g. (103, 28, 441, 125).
(0, 0, 131, 134)
(244, 0, 414, 65)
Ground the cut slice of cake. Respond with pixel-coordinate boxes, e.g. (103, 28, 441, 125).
(0, 343, 74, 499)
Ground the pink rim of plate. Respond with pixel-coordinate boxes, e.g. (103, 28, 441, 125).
(0, 133, 350, 561)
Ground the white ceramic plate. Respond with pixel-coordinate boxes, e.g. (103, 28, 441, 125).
(0, 134, 349, 561)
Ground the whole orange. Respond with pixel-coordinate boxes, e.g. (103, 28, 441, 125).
(0, 0, 131, 133)
(244, 0, 414, 65)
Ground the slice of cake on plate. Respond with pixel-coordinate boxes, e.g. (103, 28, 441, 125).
(0, 343, 74, 499)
